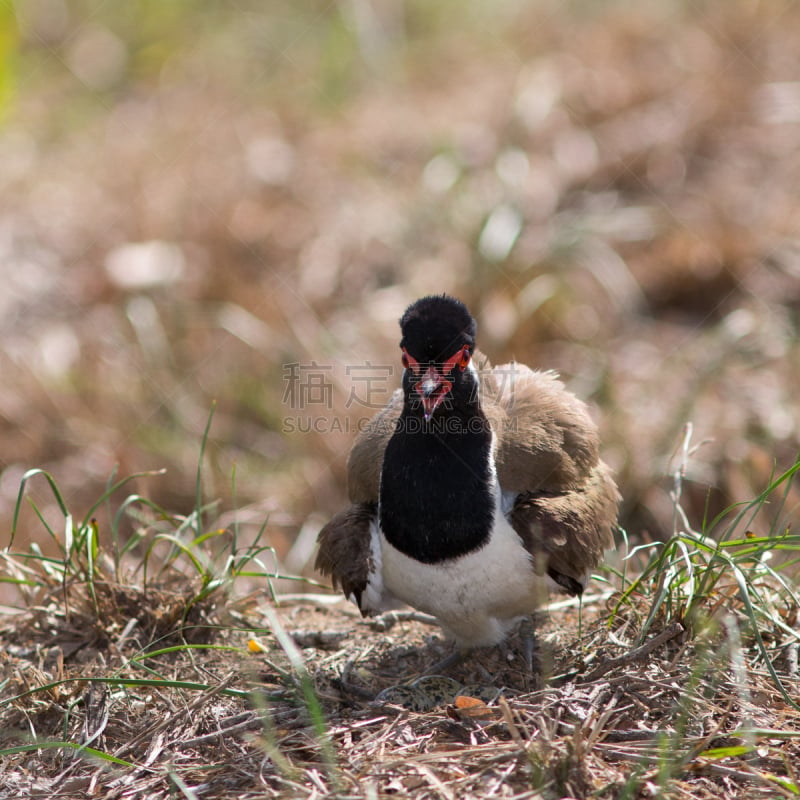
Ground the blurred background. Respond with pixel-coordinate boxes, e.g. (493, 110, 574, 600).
(1, 0, 798, 579)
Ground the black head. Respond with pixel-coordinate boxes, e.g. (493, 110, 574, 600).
(398, 295, 478, 420)
(399, 295, 476, 361)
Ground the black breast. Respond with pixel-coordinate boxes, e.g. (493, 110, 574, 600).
(379, 413, 495, 564)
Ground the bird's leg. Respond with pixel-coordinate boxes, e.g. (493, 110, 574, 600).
(333, 657, 378, 700)
(370, 610, 439, 632)
(421, 646, 469, 676)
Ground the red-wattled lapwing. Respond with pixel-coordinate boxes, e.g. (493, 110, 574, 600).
(316, 294, 619, 670)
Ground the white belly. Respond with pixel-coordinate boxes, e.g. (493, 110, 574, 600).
(378, 504, 548, 648)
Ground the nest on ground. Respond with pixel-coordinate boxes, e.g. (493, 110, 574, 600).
(2, 575, 799, 800)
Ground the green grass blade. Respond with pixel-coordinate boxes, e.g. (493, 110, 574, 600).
(195, 400, 217, 538)
(0, 740, 136, 766)
(263, 607, 339, 787)
(131, 643, 247, 662)
(697, 744, 754, 759)
(730, 563, 800, 712)
(10, 468, 70, 547)
(25, 498, 63, 555)
(79, 469, 168, 531)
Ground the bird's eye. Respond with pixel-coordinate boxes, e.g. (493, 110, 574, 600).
(459, 346, 471, 370)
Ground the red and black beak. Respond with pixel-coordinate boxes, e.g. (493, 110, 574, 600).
(402, 345, 472, 421)
(415, 366, 452, 421)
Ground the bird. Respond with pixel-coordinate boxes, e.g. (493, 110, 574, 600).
(315, 294, 619, 662)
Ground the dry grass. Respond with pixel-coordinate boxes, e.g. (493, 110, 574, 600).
(2, 578, 799, 799)
(1, 450, 799, 799)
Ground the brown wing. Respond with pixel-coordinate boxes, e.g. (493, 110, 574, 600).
(483, 364, 600, 493)
(484, 363, 620, 592)
(316, 386, 400, 607)
(508, 462, 620, 594)
(346, 389, 403, 504)
(314, 502, 376, 612)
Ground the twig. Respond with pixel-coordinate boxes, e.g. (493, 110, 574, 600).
(498, 696, 523, 743)
(179, 712, 263, 748)
(786, 642, 799, 681)
(112, 672, 239, 759)
(581, 622, 685, 682)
